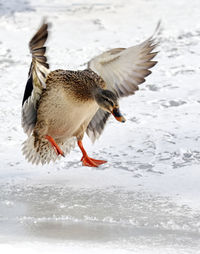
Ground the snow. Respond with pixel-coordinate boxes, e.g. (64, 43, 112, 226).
(1, 0, 200, 253)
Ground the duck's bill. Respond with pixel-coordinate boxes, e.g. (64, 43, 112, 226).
(111, 107, 126, 123)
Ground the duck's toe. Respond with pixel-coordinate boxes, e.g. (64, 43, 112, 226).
(81, 155, 107, 167)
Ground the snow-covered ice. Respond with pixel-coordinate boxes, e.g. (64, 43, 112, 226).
(0, 0, 200, 253)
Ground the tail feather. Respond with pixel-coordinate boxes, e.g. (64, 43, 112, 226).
(22, 136, 76, 165)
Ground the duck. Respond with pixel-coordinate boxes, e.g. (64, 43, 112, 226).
(21, 22, 159, 167)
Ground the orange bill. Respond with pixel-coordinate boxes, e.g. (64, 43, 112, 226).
(111, 107, 126, 123)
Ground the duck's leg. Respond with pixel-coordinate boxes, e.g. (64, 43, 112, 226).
(45, 135, 65, 157)
(77, 140, 107, 167)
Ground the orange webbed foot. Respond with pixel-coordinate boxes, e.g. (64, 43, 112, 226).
(81, 155, 107, 167)
(78, 140, 107, 167)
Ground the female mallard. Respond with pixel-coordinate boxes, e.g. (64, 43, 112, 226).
(22, 22, 159, 167)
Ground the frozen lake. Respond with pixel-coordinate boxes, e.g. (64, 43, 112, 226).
(1, 182, 200, 253)
(0, 0, 200, 253)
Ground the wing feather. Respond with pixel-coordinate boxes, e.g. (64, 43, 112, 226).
(22, 22, 50, 136)
(86, 109, 111, 143)
(88, 33, 159, 98)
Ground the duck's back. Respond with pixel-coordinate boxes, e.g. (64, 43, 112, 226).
(45, 69, 105, 101)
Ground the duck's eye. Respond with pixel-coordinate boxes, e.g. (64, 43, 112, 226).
(104, 97, 114, 107)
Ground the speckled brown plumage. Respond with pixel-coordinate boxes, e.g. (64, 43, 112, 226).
(33, 67, 108, 151)
(45, 69, 106, 102)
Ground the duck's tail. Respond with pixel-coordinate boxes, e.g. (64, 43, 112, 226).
(22, 135, 76, 165)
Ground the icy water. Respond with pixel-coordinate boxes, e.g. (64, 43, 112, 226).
(1, 183, 200, 253)
(1, 0, 200, 253)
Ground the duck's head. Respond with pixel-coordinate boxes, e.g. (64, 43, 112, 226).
(94, 89, 126, 123)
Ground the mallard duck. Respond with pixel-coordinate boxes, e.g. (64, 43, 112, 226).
(22, 22, 159, 167)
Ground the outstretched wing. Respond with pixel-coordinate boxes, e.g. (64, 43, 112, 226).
(22, 22, 50, 136)
(88, 37, 159, 98)
(87, 23, 160, 142)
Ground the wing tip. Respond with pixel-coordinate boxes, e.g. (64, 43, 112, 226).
(151, 20, 162, 40)
(29, 20, 51, 52)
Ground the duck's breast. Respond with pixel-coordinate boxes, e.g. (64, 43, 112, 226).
(39, 87, 99, 139)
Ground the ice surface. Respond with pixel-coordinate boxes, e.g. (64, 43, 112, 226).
(0, 0, 200, 253)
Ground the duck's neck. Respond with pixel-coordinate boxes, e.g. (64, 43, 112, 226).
(92, 87, 105, 105)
